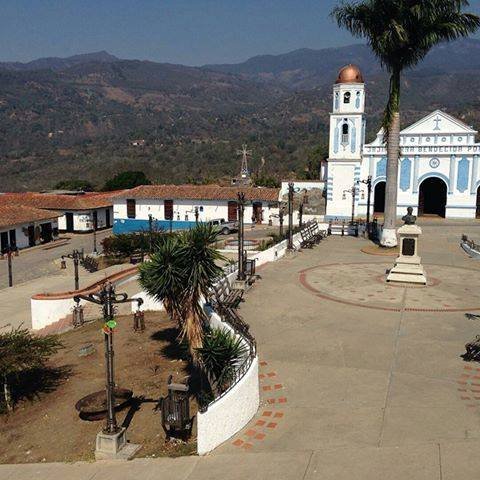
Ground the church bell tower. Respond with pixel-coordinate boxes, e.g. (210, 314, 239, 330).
(325, 64, 366, 219)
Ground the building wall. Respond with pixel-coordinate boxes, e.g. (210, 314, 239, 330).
(113, 198, 278, 233)
(0, 219, 59, 251)
(356, 152, 480, 219)
(58, 207, 113, 232)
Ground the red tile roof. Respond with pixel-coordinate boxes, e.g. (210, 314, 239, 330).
(112, 185, 280, 202)
(0, 191, 115, 210)
(0, 204, 61, 229)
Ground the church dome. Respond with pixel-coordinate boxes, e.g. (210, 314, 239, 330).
(335, 64, 364, 84)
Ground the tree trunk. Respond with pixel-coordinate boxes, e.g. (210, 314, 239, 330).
(380, 71, 401, 247)
(3, 375, 12, 412)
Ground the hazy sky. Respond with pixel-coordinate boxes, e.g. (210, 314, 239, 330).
(2, 0, 480, 65)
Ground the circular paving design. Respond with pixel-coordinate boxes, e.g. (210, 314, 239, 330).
(299, 262, 480, 312)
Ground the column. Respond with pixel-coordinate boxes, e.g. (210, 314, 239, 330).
(449, 154, 456, 194)
(471, 155, 478, 194)
(412, 155, 420, 194)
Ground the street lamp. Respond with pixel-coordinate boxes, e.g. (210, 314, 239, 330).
(148, 214, 154, 253)
(342, 185, 359, 224)
(278, 204, 285, 237)
(287, 182, 294, 250)
(93, 214, 98, 255)
(359, 175, 373, 236)
(2, 244, 18, 288)
(237, 192, 246, 281)
(63, 249, 84, 290)
(74, 282, 143, 435)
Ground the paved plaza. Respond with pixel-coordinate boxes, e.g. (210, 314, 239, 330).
(4, 223, 480, 478)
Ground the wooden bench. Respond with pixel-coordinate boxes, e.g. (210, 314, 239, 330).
(81, 255, 99, 273)
(300, 226, 316, 248)
(309, 220, 328, 240)
(211, 276, 244, 309)
(465, 335, 480, 361)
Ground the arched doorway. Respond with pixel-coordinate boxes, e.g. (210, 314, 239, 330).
(418, 177, 447, 217)
(476, 186, 480, 218)
(373, 182, 386, 214)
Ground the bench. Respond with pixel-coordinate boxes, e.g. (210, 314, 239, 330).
(81, 255, 99, 273)
(300, 227, 315, 248)
(465, 335, 480, 361)
(211, 276, 244, 309)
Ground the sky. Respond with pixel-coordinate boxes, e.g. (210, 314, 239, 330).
(2, 0, 480, 66)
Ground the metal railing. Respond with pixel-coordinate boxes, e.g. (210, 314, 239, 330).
(199, 281, 257, 413)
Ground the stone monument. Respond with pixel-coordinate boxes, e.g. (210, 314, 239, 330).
(386, 207, 427, 285)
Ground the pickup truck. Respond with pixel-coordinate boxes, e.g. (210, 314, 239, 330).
(207, 218, 238, 235)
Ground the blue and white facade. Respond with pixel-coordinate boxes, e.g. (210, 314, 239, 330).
(325, 69, 366, 219)
(326, 65, 480, 220)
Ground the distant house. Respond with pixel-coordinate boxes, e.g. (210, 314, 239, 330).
(131, 139, 146, 147)
(0, 204, 61, 252)
(111, 184, 280, 234)
(0, 191, 115, 233)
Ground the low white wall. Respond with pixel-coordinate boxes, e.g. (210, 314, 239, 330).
(30, 270, 138, 331)
(196, 311, 259, 455)
(130, 291, 164, 312)
(31, 297, 81, 331)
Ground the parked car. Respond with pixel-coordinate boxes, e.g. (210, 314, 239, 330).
(207, 218, 238, 235)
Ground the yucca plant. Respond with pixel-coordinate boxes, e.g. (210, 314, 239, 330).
(139, 223, 225, 364)
(196, 327, 248, 394)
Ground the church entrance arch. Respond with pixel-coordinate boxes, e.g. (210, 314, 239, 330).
(476, 186, 480, 219)
(373, 181, 386, 214)
(418, 177, 447, 217)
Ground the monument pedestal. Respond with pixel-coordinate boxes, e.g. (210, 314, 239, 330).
(386, 224, 427, 285)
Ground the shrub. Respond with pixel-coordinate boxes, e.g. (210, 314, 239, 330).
(101, 230, 167, 257)
(196, 327, 247, 394)
(0, 328, 63, 412)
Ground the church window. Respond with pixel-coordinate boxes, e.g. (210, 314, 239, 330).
(442, 137, 446, 142)
(458, 137, 463, 142)
(426, 137, 431, 142)
(343, 92, 351, 104)
(341, 123, 349, 144)
(410, 137, 415, 142)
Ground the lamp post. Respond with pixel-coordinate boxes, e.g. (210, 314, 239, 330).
(359, 175, 372, 236)
(148, 214, 154, 253)
(237, 192, 246, 281)
(63, 249, 82, 290)
(3, 244, 17, 288)
(74, 282, 143, 435)
(92, 214, 98, 255)
(287, 182, 294, 250)
(279, 205, 285, 237)
(343, 185, 359, 224)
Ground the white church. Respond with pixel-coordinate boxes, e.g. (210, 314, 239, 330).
(325, 65, 480, 220)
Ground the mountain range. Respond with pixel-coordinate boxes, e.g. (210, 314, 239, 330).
(1, 39, 480, 191)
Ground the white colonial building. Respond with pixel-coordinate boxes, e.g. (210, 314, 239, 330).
(326, 65, 480, 220)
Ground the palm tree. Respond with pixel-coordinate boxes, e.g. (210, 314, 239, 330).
(332, 0, 480, 247)
(139, 224, 225, 363)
